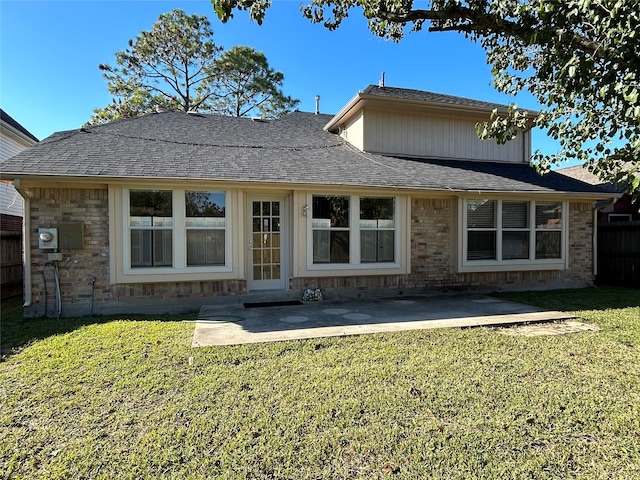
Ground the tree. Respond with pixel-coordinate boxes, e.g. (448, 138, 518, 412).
(211, 0, 639, 193)
(88, 9, 299, 125)
(209, 45, 300, 118)
(87, 9, 223, 125)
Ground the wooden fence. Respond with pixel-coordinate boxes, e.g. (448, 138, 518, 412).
(1, 231, 23, 299)
(597, 221, 640, 286)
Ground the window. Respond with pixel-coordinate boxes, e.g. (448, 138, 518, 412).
(130, 190, 173, 267)
(608, 213, 632, 222)
(360, 197, 395, 263)
(502, 201, 530, 260)
(466, 200, 496, 260)
(311, 195, 397, 266)
(312, 196, 350, 263)
(186, 191, 226, 266)
(535, 202, 562, 259)
(126, 189, 229, 272)
(464, 199, 563, 264)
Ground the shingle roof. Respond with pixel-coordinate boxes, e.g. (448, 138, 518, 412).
(558, 163, 635, 194)
(361, 85, 511, 111)
(0, 109, 609, 195)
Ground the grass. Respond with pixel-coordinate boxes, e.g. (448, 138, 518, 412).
(1, 286, 639, 479)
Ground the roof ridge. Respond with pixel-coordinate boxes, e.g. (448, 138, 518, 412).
(82, 128, 346, 150)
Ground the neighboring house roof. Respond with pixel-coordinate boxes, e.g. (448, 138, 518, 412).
(0, 109, 39, 144)
(558, 163, 634, 194)
(0, 109, 610, 197)
(1, 109, 38, 219)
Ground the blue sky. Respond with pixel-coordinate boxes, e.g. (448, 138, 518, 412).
(1, 0, 562, 160)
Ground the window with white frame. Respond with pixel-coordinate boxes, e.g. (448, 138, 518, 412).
(127, 189, 229, 271)
(464, 199, 563, 263)
(312, 195, 350, 263)
(130, 190, 173, 267)
(185, 191, 226, 266)
(311, 195, 397, 265)
(360, 197, 395, 263)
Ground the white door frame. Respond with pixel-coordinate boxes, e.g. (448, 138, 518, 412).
(246, 195, 289, 291)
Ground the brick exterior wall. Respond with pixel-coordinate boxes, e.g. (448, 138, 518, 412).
(24, 187, 246, 317)
(23, 188, 595, 316)
(293, 198, 595, 295)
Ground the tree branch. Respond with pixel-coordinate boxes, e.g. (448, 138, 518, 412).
(376, 6, 605, 58)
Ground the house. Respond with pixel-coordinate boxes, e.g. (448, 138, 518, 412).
(558, 162, 639, 223)
(1, 109, 38, 230)
(1, 109, 38, 299)
(558, 162, 640, 286)
(0, 85, 616, 317)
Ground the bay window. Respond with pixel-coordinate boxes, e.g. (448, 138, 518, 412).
(464, 199, 563, 264)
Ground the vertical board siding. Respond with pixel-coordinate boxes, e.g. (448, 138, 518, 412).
(598, 221, 640, 285)
(1, 231, 22, 299)
(365, 110, 524, 162)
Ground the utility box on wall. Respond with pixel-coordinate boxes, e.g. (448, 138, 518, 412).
(59, 222, 84, 249)
(38, 228, 58, 249)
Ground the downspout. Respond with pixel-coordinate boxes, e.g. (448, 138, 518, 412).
(13, 179, 31, 307)
(593, 198, 617, 277)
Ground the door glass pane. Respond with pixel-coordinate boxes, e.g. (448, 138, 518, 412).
(262, 266, 272, 280)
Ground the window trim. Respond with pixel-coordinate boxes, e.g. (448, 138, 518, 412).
(122, 188, 233, 276)
(306, 193, 401, 271)
(459, 197, 568, 272)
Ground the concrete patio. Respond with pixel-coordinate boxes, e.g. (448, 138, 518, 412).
(192, 293, 577, 346)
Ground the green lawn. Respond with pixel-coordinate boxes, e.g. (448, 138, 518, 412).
(1, 286, 639, 479)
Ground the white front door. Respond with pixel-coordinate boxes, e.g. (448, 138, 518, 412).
(247, 196, 288, 290)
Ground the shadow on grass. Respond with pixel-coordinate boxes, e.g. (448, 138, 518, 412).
(491, 285, 640, 312)
(0, 296, 198, 359)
